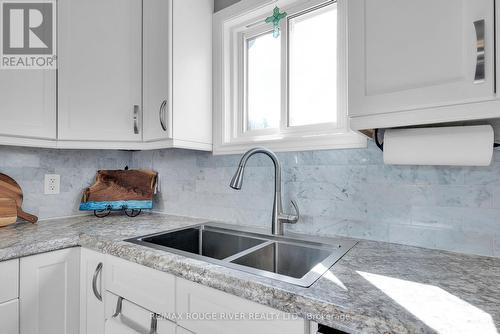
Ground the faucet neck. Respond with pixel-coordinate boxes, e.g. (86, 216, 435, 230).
(232, 147, 297, 236)
(237, 147, 282, 193)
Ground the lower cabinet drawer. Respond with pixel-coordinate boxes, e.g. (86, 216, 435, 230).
(176, 278, 306, 334)
(104, 255, 175, 315)
(0, 299, 19, 334)
(104, 292, 176, 334)
(0, 258, 19, 303)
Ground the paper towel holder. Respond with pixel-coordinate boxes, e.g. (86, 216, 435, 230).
(374, 128, 385, 151)
(374, 127, 499, 152)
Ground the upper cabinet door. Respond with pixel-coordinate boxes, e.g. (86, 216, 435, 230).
(0, 70, 56, 140)
(58, 0, 142, 142)
(143, 0, 172, 142)
(348, 0, 495, 117)
(171, 0, 212, 146)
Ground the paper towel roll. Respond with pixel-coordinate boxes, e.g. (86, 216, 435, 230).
(383, 125, 494, 166)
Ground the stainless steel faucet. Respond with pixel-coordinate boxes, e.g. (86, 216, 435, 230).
(229, 147, 300, 235)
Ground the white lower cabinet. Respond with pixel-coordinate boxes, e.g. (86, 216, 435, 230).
(102, 253, 308, 334)
(80, 248, 106, 334)
(19, 248, 80, 334)
(104, 253, 176, 315)
(104, 291, 176, 334)
(0, 259, 20, 334)
(176, 278, 306, 334)
(1, 248, 310, 334)
(0, 299, 19, 334)
(0, 258, 19, 304)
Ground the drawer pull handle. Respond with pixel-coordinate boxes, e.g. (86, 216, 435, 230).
(112, 296, 159, 334)
(112, 296, 123, 318)
(150, 314, 158, 334)
(92, 262, 103, 302)
(474, 19, 485, 84)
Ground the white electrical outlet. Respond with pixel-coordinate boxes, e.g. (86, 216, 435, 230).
(44, 174, 60, 195)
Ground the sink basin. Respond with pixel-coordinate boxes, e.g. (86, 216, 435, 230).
(127, 223, 356, 287)
(140, 226, 266, 260)
(231, 241, 333, 279)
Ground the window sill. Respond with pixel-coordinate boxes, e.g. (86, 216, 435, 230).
(213, 131, 367, 155)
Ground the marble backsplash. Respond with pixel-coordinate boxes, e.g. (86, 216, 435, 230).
(1, 142, 499, 258)
(132, 143, 500, 258)
(0, 146, 131, 219)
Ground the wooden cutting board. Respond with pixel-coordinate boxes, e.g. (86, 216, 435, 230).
(0, 198, 17, 227)
(0, 174, 38, 224)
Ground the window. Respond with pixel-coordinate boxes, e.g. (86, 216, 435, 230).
(246, 31, 281, 131)
(213, 0, 365, 154)
(288, 5, 337, 127)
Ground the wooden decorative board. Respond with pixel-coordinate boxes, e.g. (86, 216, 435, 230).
(80, 169, 158, 212)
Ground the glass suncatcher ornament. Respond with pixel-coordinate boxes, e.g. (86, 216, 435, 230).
(265, 6, 287, 38)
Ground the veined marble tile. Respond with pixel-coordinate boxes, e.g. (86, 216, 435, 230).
(0, 146, 131, 219)
(130, 148, 500, 258)
(388, 224, 439, 249)
(3, 142, 499, 258)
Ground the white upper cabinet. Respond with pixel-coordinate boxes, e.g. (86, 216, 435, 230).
(143, 0, 171, 142)
(348, 0, 497, 129)
(0, 0, 211, 150)
(143, 0, 213, 150)
(171, 0, 212, 149)
(0, 70, 56, 140)
(58, 0, 142, 142)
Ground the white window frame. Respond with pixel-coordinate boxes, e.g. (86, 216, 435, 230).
(213, 0, 366, 155)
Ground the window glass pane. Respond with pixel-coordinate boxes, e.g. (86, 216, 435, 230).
(289, 5, 337, 127)
(246, 32, 281, 131)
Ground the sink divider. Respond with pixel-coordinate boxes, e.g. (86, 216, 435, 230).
(222, 240, 274, 263)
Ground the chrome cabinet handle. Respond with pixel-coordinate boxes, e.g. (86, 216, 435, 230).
(112, 296, 123, 318)
(133, 105, 140, 134)
(474, 19, 485, 84)
(92, 262, 103, 302)
(150, 314, 158, 334)
(112, 295, 158, 334)
(159, 99, 167, 131)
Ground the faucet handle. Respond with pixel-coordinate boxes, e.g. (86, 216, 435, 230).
(290, 200, 300, 222)
(280, 200, 300, 224)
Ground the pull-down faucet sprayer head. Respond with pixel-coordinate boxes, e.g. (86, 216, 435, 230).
(229, 165, 244, 190)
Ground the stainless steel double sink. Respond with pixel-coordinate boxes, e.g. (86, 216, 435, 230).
(126, 224, 356, 287)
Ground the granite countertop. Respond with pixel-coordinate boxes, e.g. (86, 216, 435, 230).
(1, 212, 499, 334)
